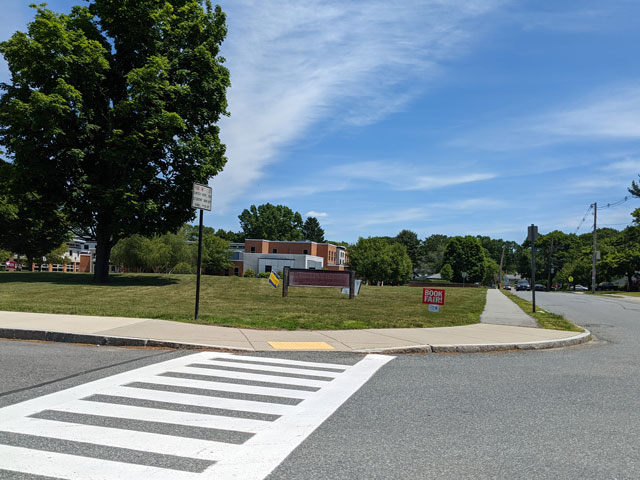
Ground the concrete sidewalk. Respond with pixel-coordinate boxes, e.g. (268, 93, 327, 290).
(0, 289, 590, 353)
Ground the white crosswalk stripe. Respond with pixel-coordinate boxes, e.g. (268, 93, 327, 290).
(0, 352, 393, 479)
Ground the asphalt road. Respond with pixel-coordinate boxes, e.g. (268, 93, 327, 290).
(0, 292, 638, 479)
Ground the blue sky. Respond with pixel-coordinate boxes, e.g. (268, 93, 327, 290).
(2, 1, 640, 243)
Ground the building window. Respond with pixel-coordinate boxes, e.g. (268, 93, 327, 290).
(69, 250, 73, 256)
(303, 249, 308, 254)
(272, 248, 278, 253)
(83, 244, 89, 249)
(250, 246, 255, 253)
(265, 265, 272, 273)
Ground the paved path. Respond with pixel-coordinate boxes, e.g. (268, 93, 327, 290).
(481, 288, 538, 327)
(0, 289, 588, 353)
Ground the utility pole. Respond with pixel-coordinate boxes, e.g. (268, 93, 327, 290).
(547, 238, 554, 291)
(591, 202, 597, 294)
(498, 245, 505, 289)
(528, 224, 538, 313)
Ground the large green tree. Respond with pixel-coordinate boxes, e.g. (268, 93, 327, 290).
(395, 229, 420, 275)
(0, 159, 70, 266)
(419, 234, 449, 275)
(0, 1, 230, 282)
(302, 217, 325, 243)
(348, 237, 412, 285)
(238, 203, 304, 241)
(442, 236, 486, 283)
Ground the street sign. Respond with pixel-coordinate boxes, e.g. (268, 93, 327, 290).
(568, 276, 574, 283)
(191, 183, 212, 211)
(428, 304, 440, 313)
(423, 288, 445, 306)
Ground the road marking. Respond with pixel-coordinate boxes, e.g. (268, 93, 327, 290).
(268, 341, 335, 350)
(0, 352, 393, 479)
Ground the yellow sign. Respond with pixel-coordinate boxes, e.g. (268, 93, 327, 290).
(568, 276, 574, 283)
(268, 271, 280, 288)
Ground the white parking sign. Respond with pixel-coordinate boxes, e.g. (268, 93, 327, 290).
(191, 183, 212, 211)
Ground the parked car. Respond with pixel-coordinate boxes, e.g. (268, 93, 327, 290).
(596, 282, 618, 291)
(4, 260, 22, 271)
(551, 284, 560, 291)
(503, 285, 512, 291)
(516, 281, 530, 291)
(573, 284, 588, 291)
(534, 284, 546, 291)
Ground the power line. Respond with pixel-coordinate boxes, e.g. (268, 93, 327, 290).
(575, 204, 593, 233)
(599, 196, 630, 209)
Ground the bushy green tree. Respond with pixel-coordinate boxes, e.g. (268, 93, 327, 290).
(238, 204, 304, 241)
(0, 2, 230, 283)
(419, 234, 449, 275)
(440, 263, 453, 281)
(442, 236, 486, 283)
(348, 237, 412, 285)
(395, 230, 420, 275)
(200, 233, 232, 274)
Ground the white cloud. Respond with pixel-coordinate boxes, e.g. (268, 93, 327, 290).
(536, 86, 640, 139)
(333, 160, 496, 191)
(211, 0, 506, 212)
(305, 211, 328, 218)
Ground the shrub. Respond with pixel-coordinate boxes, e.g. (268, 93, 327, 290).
(173, 262, 195, 274)
(243, 269, 255, 278)
(258, 271, 270, 278)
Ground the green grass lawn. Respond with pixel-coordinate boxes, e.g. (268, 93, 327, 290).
(0, 272, 487, 330)
(503, 290, 583, 332)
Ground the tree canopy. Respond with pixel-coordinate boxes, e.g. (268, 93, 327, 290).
(348, 237, 412, 285)
(0, 1, 230, 282)
(302, 217, 325, 243)
(442, 236, 486, 283)
(238, 203, 304, 241)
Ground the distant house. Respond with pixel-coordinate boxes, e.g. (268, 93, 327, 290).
(226, 239, 348, 276)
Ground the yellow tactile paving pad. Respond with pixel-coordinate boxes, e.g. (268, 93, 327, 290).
(268, 341, 335, 350)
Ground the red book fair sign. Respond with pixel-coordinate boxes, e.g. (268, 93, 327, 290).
(422, 288, 445, 306)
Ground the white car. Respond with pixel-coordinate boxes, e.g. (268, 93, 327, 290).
(573, 284, 588, 291)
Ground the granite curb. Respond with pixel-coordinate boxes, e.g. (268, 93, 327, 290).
(0, 326, 591, 354)
(354, 329, 591, 354)
(0, 328, 253, 352)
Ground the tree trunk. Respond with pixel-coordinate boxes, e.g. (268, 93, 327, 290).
(93, 227, 113, 284)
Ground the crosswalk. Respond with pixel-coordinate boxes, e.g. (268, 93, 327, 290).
(0, 352, 393, 479)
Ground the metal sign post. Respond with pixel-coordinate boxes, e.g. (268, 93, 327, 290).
(192, 183, 212, 320)
(528, 224, 538, 313)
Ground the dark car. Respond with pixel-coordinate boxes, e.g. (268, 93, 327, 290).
(516, 281, 530, 291)
(534, 284, 546, 291)
(596, 282, 618, 291)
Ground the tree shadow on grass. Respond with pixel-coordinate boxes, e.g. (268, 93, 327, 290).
(0, 272, 180, 287)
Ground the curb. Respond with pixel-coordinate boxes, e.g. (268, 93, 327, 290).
(0, 327, 591, 354)
(355, 329, 592, 354)
(0, 328, 253, 353)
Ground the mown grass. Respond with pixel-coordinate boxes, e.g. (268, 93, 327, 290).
(0, 272, 487, 330)
(502, 289, 583, 332)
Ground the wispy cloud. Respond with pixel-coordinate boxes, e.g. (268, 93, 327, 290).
(535, 86, 640, 139)
(211, 0, 506, 212)
(334, 161, 496, 191)
(451, 84, 640, 152)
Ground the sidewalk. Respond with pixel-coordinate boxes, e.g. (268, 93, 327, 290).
(0, 289, 590, 353)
